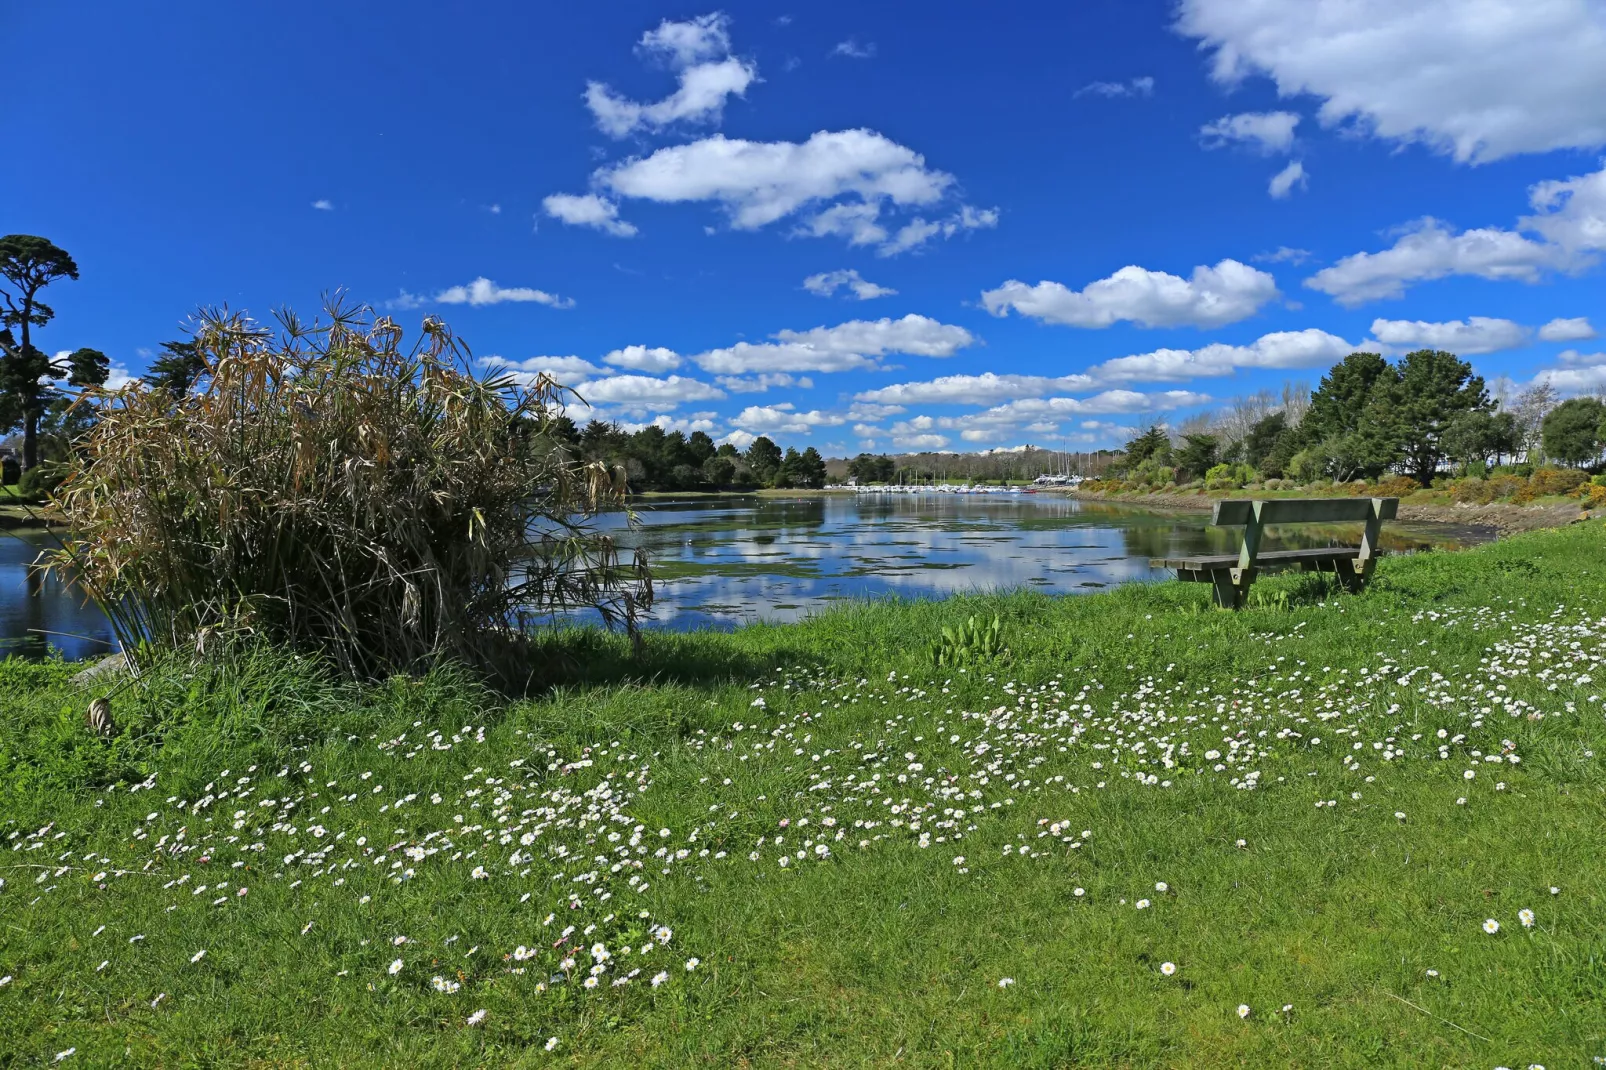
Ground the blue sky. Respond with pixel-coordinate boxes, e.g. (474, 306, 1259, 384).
(9, 0, 1606, 454)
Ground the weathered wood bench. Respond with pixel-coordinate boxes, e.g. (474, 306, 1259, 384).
(1151, 497, 1398, 609)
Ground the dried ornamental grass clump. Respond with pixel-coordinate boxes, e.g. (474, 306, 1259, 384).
(46, 298, 652, 678)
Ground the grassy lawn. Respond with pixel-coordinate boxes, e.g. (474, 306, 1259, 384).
(2, 524, 1604, 1066)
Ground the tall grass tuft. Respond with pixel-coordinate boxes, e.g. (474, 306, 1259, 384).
(44, 297, 651, 678)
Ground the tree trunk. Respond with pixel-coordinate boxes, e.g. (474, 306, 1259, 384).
(21, 408, 38, 472)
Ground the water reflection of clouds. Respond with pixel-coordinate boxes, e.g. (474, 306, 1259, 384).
(621, 494, 1479, 631)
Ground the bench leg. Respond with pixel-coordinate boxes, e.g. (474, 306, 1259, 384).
(1211, 569, 1248, 609)
(1333, 558, 1365, 593)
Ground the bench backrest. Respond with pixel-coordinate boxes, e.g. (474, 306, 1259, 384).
(1212, 497, 1398, 527)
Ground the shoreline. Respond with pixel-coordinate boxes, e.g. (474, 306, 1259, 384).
(1061, 488, 1586, 538)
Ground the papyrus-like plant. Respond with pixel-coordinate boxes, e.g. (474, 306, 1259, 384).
(46, 298, 651, 678)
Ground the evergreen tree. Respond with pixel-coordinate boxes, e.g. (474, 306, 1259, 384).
(1388, 349, 1491, 484)
(1122, 425, 1170, 466)
(686, 430, 716, 464)
(1243, 412, 1289, 471)
(0, 235, 89, 471)
(144, 338, 208, 398)
(1174, 433, 1219, 480)
(745, 436, 782, 484)
(1443, 410, 1519, 471)
(1540, 397, 1605, 467)
(797, 446, 828, 488)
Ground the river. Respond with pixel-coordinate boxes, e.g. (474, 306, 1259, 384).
(0, 493, 1487, 658)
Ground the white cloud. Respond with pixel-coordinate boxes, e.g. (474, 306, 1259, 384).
(715, 372, 814, 393)
(542, 193, 638, 237)
(1074, 76, 1155, 99)
(586, 129, 966, 255)
(311, 199, 334, 211)
(894, 433, 950, 450)
(1268, 160, 1308, 199)
(1087, 328, 1356, 383)
(602, 129, 950, 228)
(1307, 162, 1606, 305)
(692, 314, 975, 374)
(721, 429, 758, 449)
(617, 412, 720, 435)
(1175, 0, 1606, 164)
(638, 12, 731, 66)
(982, 259, 1278, 329)
(387, 277, 574, 311)
(878, 205, 998, 257)
(1534, 363, 1606, 393)
(437, 277, 573, 308)
(734, 403, 847, 433)
(844, 402, 905, 421)
(584, 14, 756, 138)
(1523, 163, 1606, 252)
(1369, 317, 1529, 354)
(483, 355, 606, 382)
(803, 268, 898, 300)
(104, 364, 136, 390)
(1306, 219, 1565, 305)
(1558, 348, 1606, 365)
(1200, 111, 1300, 154)
(830, 38, 876, 59)
(586, 59, 757, 138)
(856, 371, 1095, 406)
(602, 345, 681, 373)
(1255, 246, 1312, 265)
(571, 374, 725, 413)
(1540, 316, 1598, 342)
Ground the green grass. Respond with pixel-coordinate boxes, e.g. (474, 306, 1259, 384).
(3, 525, 1605, 1066)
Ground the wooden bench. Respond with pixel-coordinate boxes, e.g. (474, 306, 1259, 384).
(1150, 497, 1398, 609)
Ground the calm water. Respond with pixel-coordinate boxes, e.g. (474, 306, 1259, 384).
(0, 494, 1488, 657)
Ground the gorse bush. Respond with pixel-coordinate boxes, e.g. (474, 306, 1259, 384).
(45, 299, 652, 678)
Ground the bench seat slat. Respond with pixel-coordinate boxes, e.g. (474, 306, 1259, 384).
(1211, 497, 1399, 526)
(1150, 547, 1362, 571)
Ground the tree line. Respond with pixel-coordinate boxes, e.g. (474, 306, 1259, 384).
(1117, 349, 1606, 486)
(544, 419, 827, 491)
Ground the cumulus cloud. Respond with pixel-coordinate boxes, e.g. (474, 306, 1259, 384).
(1558, 348, 1606, 365)
(1540, 316, 1598, 342)
(542, 193, 639, 237)
(601, 129, 949, 228)
(1175, 0, 1606, 164)
(1306, 164, 1606, 305)
(1084, 328, 1356, 383)
(551, 129, 987, 255)
(1268, 160, 1308, 199)
(311, 199, 334, 211)
(1305, 219, 1565, 305)
(802, 269, 897, 300)
(691, 314, 975, 374)
(1074, 76, 1155, 98)
(981, 259, 1278, 329)
(617, 412, 720, 435)
(571, 374, 725, 414)
(885, 389, 1208, 449)
(1369, 317, 1529, 354)
(877, 205, 998, 257)
(483, 355, 606, 382)
(856, 371, 1095, 406)
(602, 345, 681, 373)
(1534, 362, 1606, 393)
(715, 372, 814, 393)
(584, 14, 757, 138)
(387, 277, 574, 311)
(733, 403, 848, 433)
(1200, 111, 1301, 154)
(720, 429, 758, 449)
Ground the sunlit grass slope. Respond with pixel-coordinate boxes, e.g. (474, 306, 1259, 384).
(3, 523, 1605, 1067)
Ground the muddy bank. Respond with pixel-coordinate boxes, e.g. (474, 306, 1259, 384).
(1063, 490, 1586, 539)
